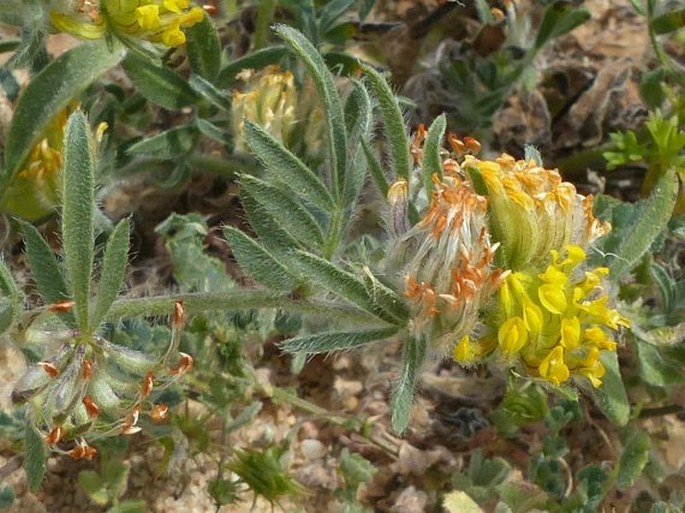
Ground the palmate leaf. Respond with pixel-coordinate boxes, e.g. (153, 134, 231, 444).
(244, 121, 335, 212)
(279, 326, 399, 354)
(1, 39, 124, 191)
(274, 24, 348, 200)
(61, 110, 95, 330)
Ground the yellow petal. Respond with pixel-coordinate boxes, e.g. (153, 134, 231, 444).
(135, 5, 161, 30)
(538, 346, 570, 385)
(498, 316, 527, 354)
(538, 284, 567, 315)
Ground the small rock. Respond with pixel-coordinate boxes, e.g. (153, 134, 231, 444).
(301, 439, 327, 460)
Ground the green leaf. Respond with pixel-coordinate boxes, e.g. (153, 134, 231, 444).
(610, 169, 679, 280)
(185, 14, 221, 81)
(362, 139, 389, 197)
(196, 118, 232, 145)
(0, 486, 14, 511)
(591, 351, 629, 426)
(279, 326, 398, 353)
(343, 81, 372, 206)
(534, 3, 591, 50)
(25, 424, 46, 492)
(651, 8, 685, 35)
(293, 250, 404, 323)
(319, 0, 356, 34)
(634, 338, 681, 386)
(240, 191, 302, 260)
(61, 110, 95, 330)
(391, 336, 427, 434)
(91, 219, 130, 330)
(240, 175, 325, 249)
(78, 470, 109, 506)
(422, 113, 446, 195)
(244, 121, 335, 211)
(126, 126, 196, 159)
(215, 46, 288, 88)
(616, 431, 650, 491)
(122, 52, 200, 110)
(223, 227, 299, 291)
(362, 64, 412, 183)
(188, 74, 232, 110)
(0, 259, 20, 334)
(639, 67, 666, 108)
(20, 221, 71, 305)
(1, 39, 124, 190)
(274, 24, 348, 200)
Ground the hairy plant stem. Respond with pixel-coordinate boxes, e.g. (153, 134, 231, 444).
(101, 290, 384, 324)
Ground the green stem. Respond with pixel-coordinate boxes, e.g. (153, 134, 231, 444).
(323, 208, 343, 260)
(103, 290, 382, 323)
(254, 0, 276, 50)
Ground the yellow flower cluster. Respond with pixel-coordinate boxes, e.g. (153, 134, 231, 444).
(50, 0, 205, 47)
(389, 130, 625, 388)
(455, 245, 628, 387)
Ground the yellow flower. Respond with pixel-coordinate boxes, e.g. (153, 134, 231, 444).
(538, 346, 570, 385)
(49, 0, 205, 48)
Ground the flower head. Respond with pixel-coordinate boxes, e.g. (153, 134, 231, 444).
(49, 0, 205, 47)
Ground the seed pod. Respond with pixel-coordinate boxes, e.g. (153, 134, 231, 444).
(11, 343, 73, 404)
(45, 345, 86, 420)
(87, 370, 123, 411)
(94, 336, 156, 374)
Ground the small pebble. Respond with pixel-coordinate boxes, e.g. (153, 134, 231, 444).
(301, 439, 327, 460)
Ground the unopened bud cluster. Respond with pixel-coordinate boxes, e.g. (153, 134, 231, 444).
(12, 301, 191, 459)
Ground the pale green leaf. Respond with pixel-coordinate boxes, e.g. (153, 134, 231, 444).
(185, 14, 221, 81)
(616, 431, 650, 490)
(25, 424, 46, 492)
(62, 110, 95, 330)
(274, 24, 348, 200)
(391, 336, 427, 434)
(443, 491, 484, 513)
(610, 169, 679, 280)
(223, 227, 299, 291)
(592, 351, 629, 426)
(91, 219, 130, 330)
(280, 326, 399, 353)
(122, 52, 200, 110)
(422, 113, 446, 194)
(1, 39, 124, 190)
(362, 64, 411, 182)
(240, 175, 325, 249)
(244, 121, 335, 211)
